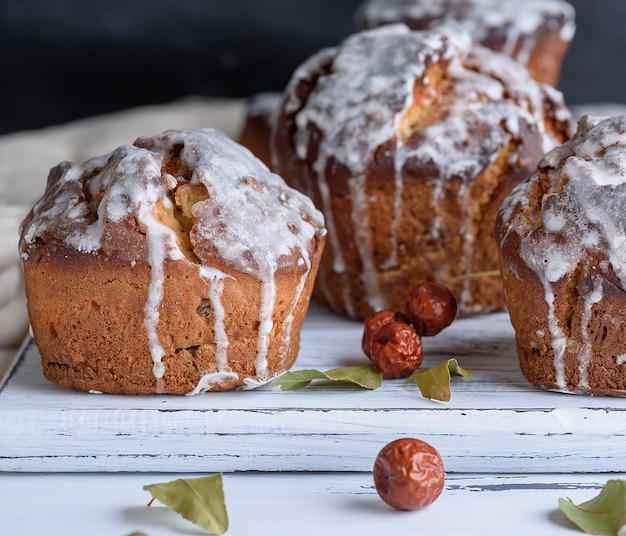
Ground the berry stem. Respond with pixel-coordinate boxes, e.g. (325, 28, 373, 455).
(447, 270, 501, 287)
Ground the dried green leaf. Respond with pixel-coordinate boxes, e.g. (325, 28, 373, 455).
(447, 358, 473, 378)
(143, 474, 228, 535)
(559, 480, 626, 535)
(272, 366, 382, 391)
(324, 365, 383, 389)
(271, 369, 329, 390)
(405, 358, 472, 402)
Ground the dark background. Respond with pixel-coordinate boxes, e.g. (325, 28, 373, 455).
(1, 0, 624, 136)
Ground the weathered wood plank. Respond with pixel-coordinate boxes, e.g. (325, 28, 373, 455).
(2, 303, 626, 472)
(1, 471, 622, 535)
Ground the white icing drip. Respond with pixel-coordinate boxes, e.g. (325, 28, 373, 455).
(21, 128, 325, 393)
(241, 374, 281, 390)
(429, 176, 445, 240)
(356, 0, 576, 58)
(499, 115, 626, 391)
(509, 116, 626, 287)
(543, 282, 567, 389)
(314, 157, 345, 274)
(349, 174, 385, 311)
(138, 196, 187, 381)
(380, 147, 404, 270)
(560, 19, 577, 41)
(514, 34, 537, 66)
(283, 23, 567, 315)
(187, 371, 240, 396)
(279, 258, 311, 369)
(500, 24, 521, 57)
(141, 129, 324, 386)
(617, 355, 626, 365)
(255, 277, 276, 379)
(578, 277, 604, 389)
(142, 209, 167, 380)
(194, 266, 234, 391)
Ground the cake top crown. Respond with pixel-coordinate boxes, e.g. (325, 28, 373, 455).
(499, 114, 626, 289)
(283, 24, 570, 183)
(20, 128, 325, 278)
(356, 0, 576, 40)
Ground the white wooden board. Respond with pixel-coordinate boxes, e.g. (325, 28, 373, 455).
(2, 471, 621, 536)
(2, 302, 626, 473)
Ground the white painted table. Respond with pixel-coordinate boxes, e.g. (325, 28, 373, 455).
(2, 472, 622, 536)
(4, 101, 626, 534)
(2, 303, 625, 535)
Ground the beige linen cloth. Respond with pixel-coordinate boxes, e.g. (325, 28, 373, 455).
(0, 97, 245, 348)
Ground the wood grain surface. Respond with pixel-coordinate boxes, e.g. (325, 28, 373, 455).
(3, 302, 626, 473)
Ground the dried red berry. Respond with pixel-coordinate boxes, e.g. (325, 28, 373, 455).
(369, 321, 423, 379)
(361, 309, 410, 358)
(373, 437, 445, 510)
(405, 282, 457, 337)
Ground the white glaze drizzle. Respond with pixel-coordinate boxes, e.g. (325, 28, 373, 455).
(149, 130, 325, 387)
(140, 202, 169, 382)
(187, 266, 238, 395)
(286, 26, 449, 311)
(188, 371, 240, 395)
(284, 24, 567, 314)
(542, 281, 567, 388)
(356, 0, 576, 64)
(351, 173, 386, 311)
(499, 115, 626, 391)
(278, 257, 311, 370)
(380, 147, 405, 270)
(255, 277, 276, 379)
(578, 277, 604, 389)
(21, 128, 325, 393)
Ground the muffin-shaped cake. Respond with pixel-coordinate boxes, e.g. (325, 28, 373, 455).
(273, 24, 570, 319)
(497, 115, 626, 396)
(238, 92, 282, 170)
(354, 0, 576, 86)
(19, 128, 326, 395)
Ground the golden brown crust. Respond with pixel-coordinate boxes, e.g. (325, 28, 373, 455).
(25, 247, 321, 394)
(499, 242, 626, 396)
(20, 128, 326, 394)
(354, 0, 575, 86)
(496, 115, 626, 396)
(274, 26, 570, 319)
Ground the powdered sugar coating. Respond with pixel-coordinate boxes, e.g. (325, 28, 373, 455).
(280, 24, 569, 315)
(20, 128, 326, 392)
